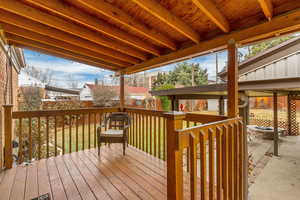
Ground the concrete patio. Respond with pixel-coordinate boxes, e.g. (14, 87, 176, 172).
(249, 136, 300, 200)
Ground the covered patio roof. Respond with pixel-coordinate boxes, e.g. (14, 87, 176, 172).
(150, 77, 300, 98)
(0, 0, 300, 74)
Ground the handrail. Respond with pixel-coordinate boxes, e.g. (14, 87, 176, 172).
(165, 113, 246, 200)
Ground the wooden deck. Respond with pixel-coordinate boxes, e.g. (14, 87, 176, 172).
(0, 145, 181, 200)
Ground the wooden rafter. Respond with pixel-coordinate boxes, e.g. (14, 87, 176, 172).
(70, 0, 177, 50)
(0, 11, 139, 65)
(0, 0, 147, 60)
(191, 0, 230, 32)
(258, 0, 273, 20)
(13, 43, 118, 71)
(7, 36, 120, 71)
(131, 0, 200, 43)
(23, 0, 160, 56)
(2, 24, 132, 67)
(124, 8, 300, 74)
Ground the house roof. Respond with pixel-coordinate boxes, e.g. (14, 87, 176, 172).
(0, 0, 299, 74)
(219, 36, 300, 78)
(85, 84, 149, 95)
(45, 85, 80, 95)
(150, 77, 300, 98)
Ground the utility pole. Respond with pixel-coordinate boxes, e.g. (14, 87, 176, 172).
(191, 64, 195, 111)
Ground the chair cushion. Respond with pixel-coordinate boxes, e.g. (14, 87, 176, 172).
(100, 129, 124, 137)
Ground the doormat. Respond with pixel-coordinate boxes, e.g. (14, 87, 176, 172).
(31, 193, 51, 200)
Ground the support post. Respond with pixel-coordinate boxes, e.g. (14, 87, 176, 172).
(3, 105, 13, 169)
(219, 96, 225, 115)
(273, 92, 279, 156)
(120, 72, 125, 111)
(164, 111, 186, 200)
(227, 39, 238, 118)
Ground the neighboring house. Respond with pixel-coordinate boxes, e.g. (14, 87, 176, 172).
(44, 85, 80, 102)
(126, 71, 162, 89)
(0, 36, 25, 169)
(80, 82, 150, 107)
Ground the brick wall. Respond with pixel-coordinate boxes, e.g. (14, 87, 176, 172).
(0, 48, 19, 169)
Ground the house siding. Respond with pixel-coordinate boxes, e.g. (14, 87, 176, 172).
(0, 48, 19, 169)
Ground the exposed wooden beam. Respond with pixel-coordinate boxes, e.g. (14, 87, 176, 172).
(23, 0, 160, 56)
(0, 0, 147, 60)
(191, 0, 230, 32)
(258, 0, 273, 20)
(13, 43, 119, 72)
(0, 10, 139, 64)
(7, 36, 120, 71)
(70, 0, 177, 50)
(2, 24, 131, 67)
(124, 8, 300, 74)
(131, 0, 200, 43)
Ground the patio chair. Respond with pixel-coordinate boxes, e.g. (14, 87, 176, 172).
(97, 112, 131, 157)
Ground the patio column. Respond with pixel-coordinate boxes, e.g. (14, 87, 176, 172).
(219, 96, 225, 115)
(273, 92, 279, 156)
(227, 39, 238, 118)
(120, 72, 125, 111)
(3, 104, 13, 169)
(164, 111, 186, 200)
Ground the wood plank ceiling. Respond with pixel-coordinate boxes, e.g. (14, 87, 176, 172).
(0, 0, 300, 74)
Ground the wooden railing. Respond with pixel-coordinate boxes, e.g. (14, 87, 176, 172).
(125, 108, 167, 160)
(165, 112, 246, 200)
(4, 107, 118, 165)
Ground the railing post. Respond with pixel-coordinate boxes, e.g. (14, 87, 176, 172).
(3, 105, 13, 169)
(163, 111, 186, 200)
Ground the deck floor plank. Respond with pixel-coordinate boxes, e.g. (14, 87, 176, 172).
(0, 167, 17, 200)
(76, 151, 126, 200)
(0, 145, 201, 200)
(97, 147, 166, 199)
(10, 165, 27, 200)
(63, 154, 97, 200)
(47, 157, 68, 200)
(70, 153, 111, 200)
(24, 162, 38, 200)
(37, 159, 53, 199)
(101, 145, 166, 199)
(55, 155, 82, 200)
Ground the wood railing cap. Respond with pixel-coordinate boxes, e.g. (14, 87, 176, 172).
(3, 104, 13, 108)
(163, 111, 186, 120)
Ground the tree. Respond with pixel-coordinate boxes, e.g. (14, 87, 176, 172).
(155, 84, 174, 111)
(92, 85, 118, 107)
(245, 35, 295, 59)
(152, 62, 208, 89)
(23, 65, 54, 85)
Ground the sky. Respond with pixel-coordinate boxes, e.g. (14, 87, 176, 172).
(23, 47, 249, 88)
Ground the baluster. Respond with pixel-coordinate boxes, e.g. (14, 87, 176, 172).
(146, 114, 149, 153)
(139, 113, 142, 150)
(62, 115, 65, 154)
(46, 116, 49, 158)
(135, 113, 137, 148)
(38, 117, 41, 159)
(209, 128, 215, 200)
(216, 126, 223, 200)
(94, 113, 96, 148)
(54, 116, 57, 157)
(18, 118, 23, 164)
(234, 122, 239, 200)
(69, 115, 72, 153)
(154, 116, 157, 157)
(200, 130, 207, 200)
(28, 117, 32, 162)
(163, 117, 166, 160)
(158, 116, 161, 159)
(238, 121, 245, 200)
(222, 125, 229, 200)
(76, 115, 79, 152)
(82, 114, 85, 150)
(228, 124, 234, 200)
(150, 115, 152, 155)
(190, 133, 197, 200)
(88, 112, 91, 149)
